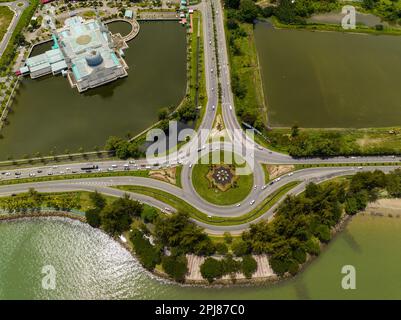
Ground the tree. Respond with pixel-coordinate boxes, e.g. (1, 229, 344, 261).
(291, 124, 300, 138)
(154, 212, 214, 255)
(141, 206, 159, 223)
(238, 0, 259, 23)
(86, 208, 102, 228)
(216, 242, 229, 255)
(225, 0, 240, 9)
(130, 229, 161, 270)
(162, 255, 188, 282)
(89, 191, 106, 211)
(241, 255, 257, 278)
(101, 202, 133, 235)
(200, 257, 223, 283)
(224, 232, 233, 244)
(232, 239, 249, 256)
(158, 107, 169, 121)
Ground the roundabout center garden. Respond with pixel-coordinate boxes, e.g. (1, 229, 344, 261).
(191, 152, 254, 206)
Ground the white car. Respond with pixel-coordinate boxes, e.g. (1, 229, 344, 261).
(107, 167, 114, 172)
(212, 105, 215, 110)
(250, 200, 255, 205)
(358, 166, 363, 170)
(111, 164, 117, 168)
(229, 105, 232, 110)
(262, 185, 267, 190)
(29, 173, 36, 177)
(288, 172, 294, 176)
(236, 203, 241, 207)
(254, 185, 258, 190)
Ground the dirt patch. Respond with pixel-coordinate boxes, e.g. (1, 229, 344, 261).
(364, 199, 401, 217)
(149, 167, 177, 185)
(356, 136, 384, 148)
(266, 164, 294, 180)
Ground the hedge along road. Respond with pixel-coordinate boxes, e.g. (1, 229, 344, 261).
(0, 165, 399, 234)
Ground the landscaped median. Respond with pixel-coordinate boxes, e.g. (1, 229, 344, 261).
(0, 170, 150, 186)
(113, 181, 300, 226)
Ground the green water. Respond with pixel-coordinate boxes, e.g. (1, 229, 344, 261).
(1, 215, 401, 299)
(254, 23, 401, 128)
(0, 21, 186, 160)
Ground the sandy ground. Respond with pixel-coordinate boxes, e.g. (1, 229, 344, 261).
(266, 164, 295, 180)
(365, 199, 401, 217)
(149, 167, 177, 185)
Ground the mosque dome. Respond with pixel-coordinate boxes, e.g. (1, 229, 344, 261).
(85, 50, 103, 67)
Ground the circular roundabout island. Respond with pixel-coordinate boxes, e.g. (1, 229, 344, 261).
(191, 153, 254, 206)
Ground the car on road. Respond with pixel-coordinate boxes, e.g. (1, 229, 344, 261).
(262, 185, 267, 190)
(37, 170, 43, 173)
(47, 172, 53, 176)
(29, 173, 36, 177)
(236, 203, 241, 207)
(358, 166, 363, 170)
(288, 172, 294, 176)
(250, 200, 255, 205)
(229, 105, 232, 110)
(254, 185, 258, 190)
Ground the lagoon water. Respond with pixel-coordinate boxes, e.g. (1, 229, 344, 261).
(1, 215, 401, 299)
(254, 23, 401, 128)
(0, 22, 187, 160)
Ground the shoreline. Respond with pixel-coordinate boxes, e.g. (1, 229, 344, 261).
(2, 203, 399, 288)
(0, 210, 354, 288)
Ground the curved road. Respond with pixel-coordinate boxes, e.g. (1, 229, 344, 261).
(0, 0, 28, 58)
(0, 0, 400, 235)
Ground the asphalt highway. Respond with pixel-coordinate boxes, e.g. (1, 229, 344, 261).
(0, 0, 400, 234)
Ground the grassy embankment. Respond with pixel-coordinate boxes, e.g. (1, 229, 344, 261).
(0, 7, 13, 43)
(114, 181, 300, 226)
(0, 170, 150, 186)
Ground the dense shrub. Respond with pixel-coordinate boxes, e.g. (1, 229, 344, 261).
(200, 257, 223, 283)
(130, 229, 161, 271)
(162, 255, 188, 282)
(241, 255, 257, 278)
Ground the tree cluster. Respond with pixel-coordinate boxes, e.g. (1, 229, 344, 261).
(238, 169, 401, 276)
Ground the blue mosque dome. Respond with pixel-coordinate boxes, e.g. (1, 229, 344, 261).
(85, 50, 103, 67)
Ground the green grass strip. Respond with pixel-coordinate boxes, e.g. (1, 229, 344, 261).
(0, 170, 150, 186)
(114, 181, 300, 226)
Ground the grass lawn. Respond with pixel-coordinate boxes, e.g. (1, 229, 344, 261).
(0, 7, 13, 43)
(0, 170, 150, 186)
(0, 190, 157, 217)
(191, 163, 253, 205)
(264, 127, 401, 156)
(114, 181, 299, 226)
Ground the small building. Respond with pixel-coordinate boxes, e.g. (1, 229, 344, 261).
(124, 10, 133, 20)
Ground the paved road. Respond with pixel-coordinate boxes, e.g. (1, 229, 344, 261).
(0, 165, 398, 234)
(0, 0, 401, 235)
(0, 0, 28, 59)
